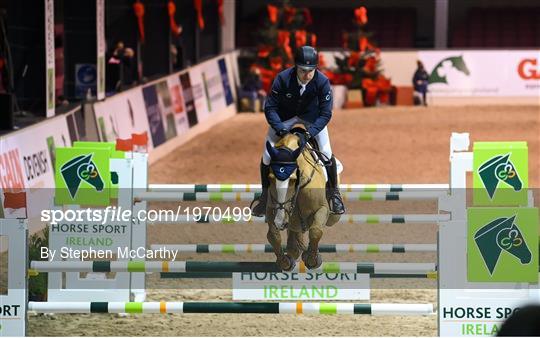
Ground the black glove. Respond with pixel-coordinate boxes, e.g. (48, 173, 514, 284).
(276, 128, 290, 137)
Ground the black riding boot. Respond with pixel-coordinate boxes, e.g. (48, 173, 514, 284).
(251, 161, 270, 217)
(325, 156, 345, 214)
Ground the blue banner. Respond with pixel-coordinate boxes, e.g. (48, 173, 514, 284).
(142, 85, 166, 147)
(218, 58, 234, 106)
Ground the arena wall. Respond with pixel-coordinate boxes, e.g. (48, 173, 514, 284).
(0, 51, 240, 239)
(321, 50, 540, 105)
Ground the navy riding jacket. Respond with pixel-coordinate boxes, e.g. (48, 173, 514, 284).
(413, 69, 429, 93)
(264, 67, 333, 137)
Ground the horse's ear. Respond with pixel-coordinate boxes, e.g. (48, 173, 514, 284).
(266, 141, 278, 159)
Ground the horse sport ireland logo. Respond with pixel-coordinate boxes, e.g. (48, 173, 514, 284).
(477, 153, 523, 200)
(60, 153, 104, 199)
(474, 215, 532, 275)
(428, 55, 470, 84)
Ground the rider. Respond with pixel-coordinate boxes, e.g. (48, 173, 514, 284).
(251, 45, 345, 216)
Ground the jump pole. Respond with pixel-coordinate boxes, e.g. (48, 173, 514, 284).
(27, 301, 434, 315)
(147, 214, 450, 224)
(30, 260, 437, 276)
(147, 183, 449, 193)
(149, 243, 438, 253)
(136, 191, 446, 202)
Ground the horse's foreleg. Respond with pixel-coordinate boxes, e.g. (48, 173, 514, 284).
(268, 225, 295, 271)
(302, 207, 328, 269)
(267, 225, 283, 257)
(286, 229, 306, 261)
(308, 207, 329, 249)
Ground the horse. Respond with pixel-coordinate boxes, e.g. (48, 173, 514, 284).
(264, 130, 341, 271)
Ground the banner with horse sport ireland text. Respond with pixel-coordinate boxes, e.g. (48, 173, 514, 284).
(418, 51, 540, 97)
(233, 272, 370, 301)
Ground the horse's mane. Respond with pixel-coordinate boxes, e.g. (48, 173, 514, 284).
(275, 133, 301, 150)
(275, 126, 308, 150)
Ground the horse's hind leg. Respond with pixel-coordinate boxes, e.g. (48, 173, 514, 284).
(302, 207, 328, 270)
(267, 225, 296, 272)
(286, 229, 307, 261)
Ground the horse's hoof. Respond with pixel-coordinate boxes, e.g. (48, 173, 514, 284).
(277, 255, 296, 272)
(302, 251, 322, 270)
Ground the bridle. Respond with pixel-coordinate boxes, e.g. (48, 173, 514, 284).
(269, 164, 301, 230)
(268, 144, 317, 230)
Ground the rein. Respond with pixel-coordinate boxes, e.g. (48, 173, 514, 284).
(307, 146, 332, 166)
(269, 171, 301, 217)
(269, 145, 317, 230)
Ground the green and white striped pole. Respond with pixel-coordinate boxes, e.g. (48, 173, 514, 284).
(148, 183, 449, 193)
(30, 261, 437, 276)
(150, 244, 438, 254)
(148, 214, 450, 224)
(28, 301, 434, 315)
(136, 191, 445, 202)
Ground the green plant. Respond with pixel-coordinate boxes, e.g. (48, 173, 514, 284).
(28, 227, 48, 301)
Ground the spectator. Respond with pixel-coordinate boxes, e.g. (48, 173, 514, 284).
(0, 57, 7, 93)
(498, 305, 540, 336)
(106, 40, 137, 94)
(120, 47, 136, 88)
(413, 60, 429, 106)
(171, 25, 185, 71)
(239, 67, 266, 112)
(56, 95, 69, 106)
(106, 40, 122, 93)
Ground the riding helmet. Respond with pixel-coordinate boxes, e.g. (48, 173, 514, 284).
(294, 46, 318, 70)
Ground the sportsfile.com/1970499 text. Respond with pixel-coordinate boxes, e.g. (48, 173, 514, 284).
(40, 205, 253, 225)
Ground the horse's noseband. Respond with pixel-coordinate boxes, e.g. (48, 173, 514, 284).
(269, 167, 302, 230)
